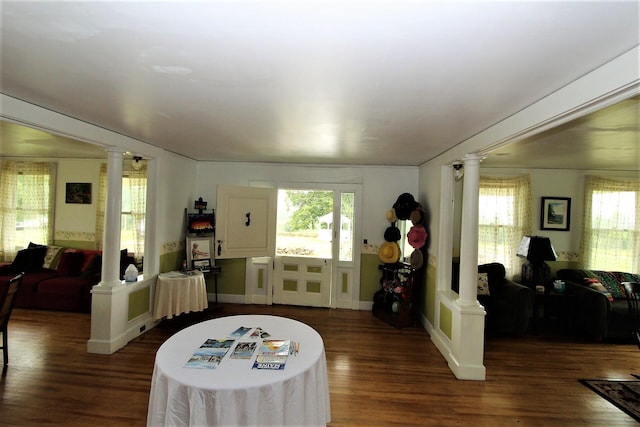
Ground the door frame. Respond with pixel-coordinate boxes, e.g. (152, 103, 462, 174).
(249, 181, 362, 309)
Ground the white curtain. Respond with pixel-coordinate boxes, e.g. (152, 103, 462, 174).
(0, 161, 55, 261)
(580, 175, 640, 272)
(127, 167, 147, 263)
(0, 161, 19, 261)
(96, 162, 146, 263)
(95, 163, 107, 250)
(478, 175, 532, 277)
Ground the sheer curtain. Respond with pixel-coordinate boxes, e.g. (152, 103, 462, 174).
(95, 162, 146, 262)
(580, 175, 640, 272)
(127, 167, 147, 263)
(95, 163, 107, 250)
(0, 161, 55, 261)
(478, 175, 532, 277)
(0, 161, 19, 261)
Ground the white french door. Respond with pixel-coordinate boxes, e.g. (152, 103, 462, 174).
(271, 185, 360, 308)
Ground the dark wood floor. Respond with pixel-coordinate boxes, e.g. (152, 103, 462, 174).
(2, 304, 639, 426)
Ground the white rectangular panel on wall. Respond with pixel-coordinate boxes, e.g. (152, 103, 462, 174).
(215, 185, 277, 259)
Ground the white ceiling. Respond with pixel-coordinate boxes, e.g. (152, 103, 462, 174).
(1, 1, 639, 169)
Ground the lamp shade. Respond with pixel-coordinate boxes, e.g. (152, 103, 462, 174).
(517, 236, 557, 262)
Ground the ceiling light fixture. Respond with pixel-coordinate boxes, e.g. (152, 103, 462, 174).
(452, 162, 464, 181)
(132, 156, 144, 170)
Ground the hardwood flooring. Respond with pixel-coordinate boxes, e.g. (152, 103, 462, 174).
(1, 304, 639, 426)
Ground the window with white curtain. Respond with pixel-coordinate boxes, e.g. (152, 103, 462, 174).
(580, 175, 640, 272)
(0, 161, 55, 261)
(478, 175, 532, 277)
(96, 162, 147, 266)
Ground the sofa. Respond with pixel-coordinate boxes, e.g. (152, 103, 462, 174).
(556, 269, 639, 341)
(0, 243, 133, 313)
(477, 263, 535, 336)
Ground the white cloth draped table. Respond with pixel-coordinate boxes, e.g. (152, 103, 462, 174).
(147, 314, 331, 426)
(153, 271, 208, 321)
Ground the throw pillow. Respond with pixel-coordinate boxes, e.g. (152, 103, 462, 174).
(585, 279, 614, 302)
(56, 251, 85, 277)
(80, 254, 102, 279)
(477, 272, 490, 296)
(11, 246, 47, 273)
(42, 246, 64, 269)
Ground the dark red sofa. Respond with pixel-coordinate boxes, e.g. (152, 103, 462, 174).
(0, 244, 132, 313)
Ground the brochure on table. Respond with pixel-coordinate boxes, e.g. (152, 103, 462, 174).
(184, 326, 300, 370)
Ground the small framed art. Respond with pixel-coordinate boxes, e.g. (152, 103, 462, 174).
(65, 183, 92, 204)
(540, 197, 571, 231)
(186, 236, 214, 270)
(192, 258, 212, 273)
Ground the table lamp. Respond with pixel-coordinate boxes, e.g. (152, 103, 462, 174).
(517, 236, 557, 285)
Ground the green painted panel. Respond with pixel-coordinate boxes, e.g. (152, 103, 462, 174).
(53, 240, 98, 250)
(306, 281, 321, 293)
(284, 279, 297, 291)
(257, 268, 264, 289)
(211, 258, 246, 295)
(128, 286, 150, 321)
(284, 264, 298, 272)
(341, 272, 348, 294)
(307, 265, 322, 274)
(425, 263, 436, 325)
(360, 253, 382, 301)
(159, 250, 184, 273)
(440, 302, 452, 340)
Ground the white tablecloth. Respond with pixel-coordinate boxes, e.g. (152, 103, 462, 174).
(147, 314, 331, 426)
(153, 271, 208, 321)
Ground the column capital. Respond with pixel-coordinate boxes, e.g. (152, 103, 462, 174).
(460, 153, 486, 163)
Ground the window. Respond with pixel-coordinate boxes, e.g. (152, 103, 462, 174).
(581, 176, 639, 272)
(96, 163, 147, 264)
(478, 176, 532, 276)
(0, 161, 55, 261)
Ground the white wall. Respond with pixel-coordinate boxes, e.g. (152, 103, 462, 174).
(55, 159, 103, 234)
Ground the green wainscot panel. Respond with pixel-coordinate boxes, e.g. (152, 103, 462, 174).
(212, 258, 247, 295)
(425, 263, 436, 325)
(360, 253, 382, 302)
(53, 240, 98, 250)
(128, 286, 150, 321)
(159, 250, 184, 273)
(440, 302, 453, 340)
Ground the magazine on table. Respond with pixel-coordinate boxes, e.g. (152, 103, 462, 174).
(230, 341, 258, 359)
(184, 338, 235, 369)
(252, 339, 291, 370)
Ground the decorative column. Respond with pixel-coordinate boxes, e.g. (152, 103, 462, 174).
(458, 154, 484, 306)
(88, 148, 129, 354)
(100, 148, 124, 286)
(449, 153, 486, 380)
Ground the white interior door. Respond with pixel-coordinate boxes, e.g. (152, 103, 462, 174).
(215, 185, 277, 259)
(273, 256, 331, 307)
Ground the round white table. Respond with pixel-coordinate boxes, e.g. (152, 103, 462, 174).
(147, 314, 331, 426)
(153, 271, 208, 321)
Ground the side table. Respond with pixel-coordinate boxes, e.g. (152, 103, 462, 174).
(533, 289, 575, 335)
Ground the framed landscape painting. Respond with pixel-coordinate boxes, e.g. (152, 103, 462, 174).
(541, 197, 571, 231)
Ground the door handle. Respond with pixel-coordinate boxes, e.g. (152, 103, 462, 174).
(245, 212, 251, 227)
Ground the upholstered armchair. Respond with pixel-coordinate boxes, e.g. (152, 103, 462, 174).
(477, 263, 535, 336)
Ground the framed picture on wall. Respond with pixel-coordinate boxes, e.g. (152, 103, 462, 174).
(186, 236, 214, 270)
(65, 182, 92, 204)
(540, 197, 571, 231)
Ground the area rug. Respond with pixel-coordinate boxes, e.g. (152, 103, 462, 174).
(579, 378, 640, 422)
